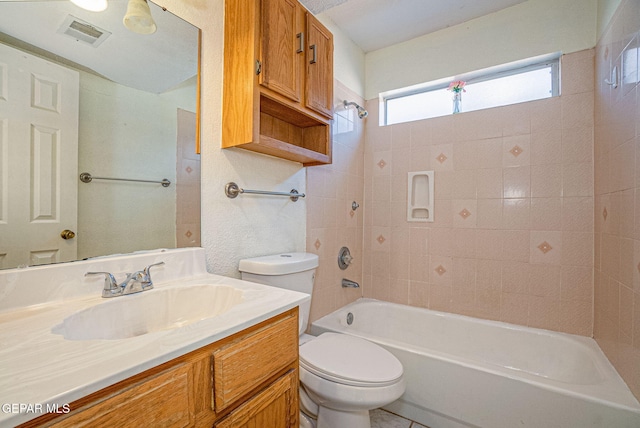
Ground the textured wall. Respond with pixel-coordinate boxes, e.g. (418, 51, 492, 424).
(593, 0, 640, 401)
(306, 81, 366, 323)
(362, 49, 595, 336)
(153, 0, 307, 278)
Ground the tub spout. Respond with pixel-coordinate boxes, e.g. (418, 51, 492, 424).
(342, 278, 360, 288)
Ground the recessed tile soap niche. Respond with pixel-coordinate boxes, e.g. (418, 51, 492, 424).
(407, 171, 434, 222)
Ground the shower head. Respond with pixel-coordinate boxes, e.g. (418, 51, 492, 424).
(343, 100, 368, 119)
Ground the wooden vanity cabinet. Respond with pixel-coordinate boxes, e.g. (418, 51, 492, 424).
(222, 0, 334, 166)
(21, 308, 299, 428)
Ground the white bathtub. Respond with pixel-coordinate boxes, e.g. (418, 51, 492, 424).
(310, 298, 640, 428)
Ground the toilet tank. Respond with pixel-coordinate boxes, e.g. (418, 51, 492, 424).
(239, 253, 318, 335)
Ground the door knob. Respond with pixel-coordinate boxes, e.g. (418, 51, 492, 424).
(60, 229, 76, 240)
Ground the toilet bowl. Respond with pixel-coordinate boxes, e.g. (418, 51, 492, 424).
(239, 253, 406, 428)
(298, 332, 405, 428)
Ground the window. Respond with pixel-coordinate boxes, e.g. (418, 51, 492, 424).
(382, 53, 561, 126)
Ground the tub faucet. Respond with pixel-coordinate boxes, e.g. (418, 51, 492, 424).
(86, 261, 164, 298)
(342, 278, 360, 288)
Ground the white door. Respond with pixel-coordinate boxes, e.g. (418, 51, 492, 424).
(0, 42, 79, 269)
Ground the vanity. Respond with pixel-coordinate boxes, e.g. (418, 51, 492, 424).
(0, 248, 308, 427)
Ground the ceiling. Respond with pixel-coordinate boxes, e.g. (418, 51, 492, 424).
(299, 0, 528, 53)
(0, 0, 198, 94)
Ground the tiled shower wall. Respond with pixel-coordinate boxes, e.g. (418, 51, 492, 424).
(306, 81, 365, 322)
(362, 49, 595, 336)
(594, 0, 640, 400)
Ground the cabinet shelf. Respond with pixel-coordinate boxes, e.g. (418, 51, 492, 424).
(221, 0, 333, 167)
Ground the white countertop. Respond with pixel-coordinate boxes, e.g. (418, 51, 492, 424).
(0, 249, 309, 427)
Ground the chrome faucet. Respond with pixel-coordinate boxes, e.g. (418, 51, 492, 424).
(341, 278, 360, 288)
(86, 262, 164, 298)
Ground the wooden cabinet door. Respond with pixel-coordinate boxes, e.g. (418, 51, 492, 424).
(214, 370, 298, 428)
(304, 12, 333, 119)
(259, 0, 303, 102)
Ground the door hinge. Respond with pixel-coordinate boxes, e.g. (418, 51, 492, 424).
(255, 60, 262, 75)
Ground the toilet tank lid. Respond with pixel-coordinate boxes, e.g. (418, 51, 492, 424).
(238, 253, 319, 275)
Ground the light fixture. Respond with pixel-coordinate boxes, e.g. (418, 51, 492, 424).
(69, 0, 108, 12)
(123, 0, 157, 35)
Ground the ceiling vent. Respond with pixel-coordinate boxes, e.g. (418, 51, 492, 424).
(57, 15, 111, 47)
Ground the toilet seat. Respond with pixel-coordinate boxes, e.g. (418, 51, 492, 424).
(299, 333, 403, 387)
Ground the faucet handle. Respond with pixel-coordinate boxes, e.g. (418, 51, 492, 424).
(141, 261, 164, 288)
(85, 271, 120, 297)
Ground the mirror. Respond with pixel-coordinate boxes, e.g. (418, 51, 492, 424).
(0, 0, 201, 270)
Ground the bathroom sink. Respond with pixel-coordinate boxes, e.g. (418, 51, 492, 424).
(52, 284, 244, 340)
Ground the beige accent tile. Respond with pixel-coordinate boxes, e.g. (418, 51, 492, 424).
(373, 150, 391, 176)
(531, 198, 562, 231)
(430, 256, 453, 287)
(503, 135, 531, 167)
(531, 164, 562, 197)
(452, 199, 477, 228)
(530, 231, 563, 265)
(431, 144, 454, 171)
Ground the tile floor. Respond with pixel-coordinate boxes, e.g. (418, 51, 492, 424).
(370, 408, 429, 428)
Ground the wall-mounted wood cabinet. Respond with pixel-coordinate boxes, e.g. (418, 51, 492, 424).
(222, 0, 334, 166)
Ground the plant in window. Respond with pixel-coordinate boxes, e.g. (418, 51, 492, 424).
(447, 80, 466, 114)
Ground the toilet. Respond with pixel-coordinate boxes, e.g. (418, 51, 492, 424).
(239, 253, 405, 428)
